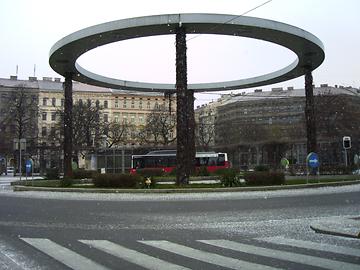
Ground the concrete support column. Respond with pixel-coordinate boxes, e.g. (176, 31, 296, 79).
(176, 26, 195, 185)
(304, 69, 317, 153)
(63, 72, 73, 178)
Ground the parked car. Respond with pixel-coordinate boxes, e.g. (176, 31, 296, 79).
(353, 169, 360, 175)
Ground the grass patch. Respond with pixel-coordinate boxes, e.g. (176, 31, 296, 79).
(14, 180, 62, 187)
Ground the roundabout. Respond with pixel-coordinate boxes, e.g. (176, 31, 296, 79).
(49, 13, 325, 92)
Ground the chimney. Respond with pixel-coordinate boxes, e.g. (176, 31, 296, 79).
(287, 86, 294, 90)
(28, 76, 37, 81)
(54, 78, 61, 82)
(254, 89, 262, 93)
(10, 75, 17, 80)
(320, 84, 328, 87)
(43, 77, 53, 81)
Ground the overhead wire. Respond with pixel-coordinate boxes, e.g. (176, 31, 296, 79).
(186, 0, 273, 42)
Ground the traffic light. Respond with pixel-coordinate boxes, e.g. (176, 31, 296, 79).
(343, 136, 351, 149)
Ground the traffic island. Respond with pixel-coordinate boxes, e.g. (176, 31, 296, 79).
(310, 216, 360, 239)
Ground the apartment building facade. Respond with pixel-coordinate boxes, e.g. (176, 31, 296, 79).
(0, 76, 176, 171)
(213, 85, 360, 171)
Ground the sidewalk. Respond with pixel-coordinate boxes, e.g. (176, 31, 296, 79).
(310, 216, 360, 239)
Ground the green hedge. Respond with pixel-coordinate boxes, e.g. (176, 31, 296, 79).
(195, 166, 210, 176)
(46, 168, 60, 180)
(244, 171, 285, 186)
(136, 168, 164, 177)
(73, 169, 97, 179)
(217, 168, 241, 187)
(93, 173, 141, 188)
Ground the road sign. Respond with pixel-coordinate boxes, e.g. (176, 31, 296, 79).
(343, 136, 351, 149)
(25, 159, 33, 174)
(306, 152, 320, 168)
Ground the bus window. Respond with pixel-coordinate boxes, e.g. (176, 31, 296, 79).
(208, 157, 217, 166)
(133, 158, 144, 169)
(217, 154, 225, 166)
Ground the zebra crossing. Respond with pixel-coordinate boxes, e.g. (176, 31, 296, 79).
(19, 236, 360, 270)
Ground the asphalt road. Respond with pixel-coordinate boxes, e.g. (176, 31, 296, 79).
(0, 184, 359, 269)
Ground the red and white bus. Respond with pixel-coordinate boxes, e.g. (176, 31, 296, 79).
(130, 150, 230, 174)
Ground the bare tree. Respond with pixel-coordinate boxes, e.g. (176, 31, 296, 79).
(139, 104, 176, 146)
(55, 99, 104, 162)
(0, 84, 39, 158)
(196, 121, 215, 151)
(102, 120, 133, 148)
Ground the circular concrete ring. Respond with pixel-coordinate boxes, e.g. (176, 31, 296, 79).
(49, 13, 325, 92)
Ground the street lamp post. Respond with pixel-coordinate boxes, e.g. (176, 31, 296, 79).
(14, 138, 26, 181)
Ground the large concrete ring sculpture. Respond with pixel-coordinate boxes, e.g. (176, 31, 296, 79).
(49, 13, 325, 92)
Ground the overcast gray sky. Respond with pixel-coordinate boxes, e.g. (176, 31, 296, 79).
(1, 0, 359, 105)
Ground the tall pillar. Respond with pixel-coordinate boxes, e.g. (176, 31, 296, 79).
(63, 72, 73, 178)
(304, 69, 317, 153)
(175, 26, 195, 185)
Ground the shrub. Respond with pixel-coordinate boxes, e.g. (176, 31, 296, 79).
(196, 166, 210, 176)
(254, 165, 270, 172)
(168, 168, 177, 176)
(73, 169, 97, 179)
(46, 168, 60, 180)
(61, 177, 73, 187)
(136, 168, 164, 177)
(93, 173, 141, 188)
(244, 171, 285, 186)
(214, 168, 235, 176)
(218, 168, 241, 187)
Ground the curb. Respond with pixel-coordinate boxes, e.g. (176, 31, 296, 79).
(310, 224, 360, 239)
(310, 217, 360, 239)
(12, 180, 360, 193)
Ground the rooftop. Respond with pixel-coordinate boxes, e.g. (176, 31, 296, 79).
(0, 76, 164, 96)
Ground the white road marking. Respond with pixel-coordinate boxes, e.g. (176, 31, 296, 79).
(139, 240, 281, 270)
(21, 238, 109, 270)
(80, 240, 190, 270)
(259, 236, 360, 257)
(199, 239, 360, 270)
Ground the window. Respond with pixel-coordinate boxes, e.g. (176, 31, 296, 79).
(114, 113, 119, 122)
(147, 101, 151, 109)
(41, 127, 47, 136)
(42, 98, 48, 106)
(51, 112, 56, 121)
(115, 100, 119, 108)
(52, 98, 56, 106)
(104, 114, 108, 122)
(42, 112, 47, 121)
(61, 99, 64, 107)
(50, 126, 56, 137)
(104, 100, 108, 108)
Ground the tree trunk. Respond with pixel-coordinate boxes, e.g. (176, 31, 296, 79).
(63, 73, 73, 178)
(175, 26, 195, 185)
(304, 69, 317, 153)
